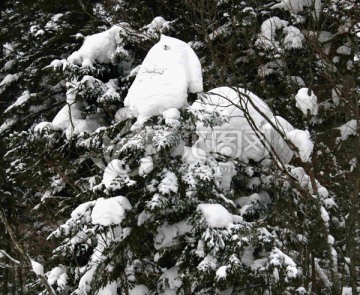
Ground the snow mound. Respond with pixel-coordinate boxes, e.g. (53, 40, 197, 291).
(193, 87, 294, 163)
(31, 259, 44, 276)
(124, 35, 203, 130)
(91, 196, 131, 226)
(145, 16, 171, 35)
(48, 266, 66, 285)
(286, 129, 313, 162)
(4, 91, 31, 113)
(130, 285, 149, 295)
(155, 220, 192, 249)
(336, 119, 358, 140)
(67, 25, 124, 67)
(139, 156, 154, 176)
(256, 17, 304, 51)
(96, 281, 117, 295)
(35, 94, 104, 139)
(236, 191, 272, 216)
(295, 88, 318, 116)
(197, 204, 242, 228)
(102, 159, 130, 187)
(271, 0, 313, 13)
(262, 116, 295, 164)
(0, 73, 19, 87)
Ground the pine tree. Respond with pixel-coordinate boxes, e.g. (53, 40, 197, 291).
(0, 0, 359, 294)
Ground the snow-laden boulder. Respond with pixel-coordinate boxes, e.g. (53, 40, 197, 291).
(123, 35, 203, 130)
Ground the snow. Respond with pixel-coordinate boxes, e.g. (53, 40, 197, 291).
(130, 285, 149, 295)
(271, 0, 314, 15)
(34, 122, 54, 133)
(337, 45, 351, 55)
(197, 204, 242, 228)
(31, 259, 44, 276)
(295, 88, 318, 116)
(328, 235, 335, 246)
(163, 108, 181, 126)
(4, 60, 15, 71)
(256, 17, 288, 50)
(115, 106, 134, 122)
(262, 116, 294, 164)
(193, 87, 295, 164)
(269, 248, 298, 281)
(47, 266, 66, 285)
(102, 160, 129, 187)
(218, 161, 236, 191)
(198, 255, 218, 271)
(96, 281, 117, 295)
(139, 156, 154, 176)
(256, 17, 304, 51)
(286, 129, 314, 162)
(0, 73, 19, 87)
(236, 191, 271, 216)
(67, 25, 124, 67)
(0, 250, 20, 264)
(342, 287, 353, 295)
(45, 13, 63, 30)
(145, 16, 169, 35)
(4, 91, 31, 113)
(159, 266, 182, 289)
(193, 86, 273, 162)
(155, 220, 192, 249)
(71, 201, 96, 219)
(320, 206, 330, 227)
(78, 267, 96, 294)
(216, 265, 228, 280)
(49, 101, 103, 139)
(181, 146, 207, 164)
(283, 26, 305, 49)
(124, 35, 203, 130)
(91, 196, 131, 226)
(336, 119, 358, 140)
(158, 171, 178, 194)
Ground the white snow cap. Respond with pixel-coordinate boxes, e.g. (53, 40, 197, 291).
(30, 259, 44, 276)
(4, 91, 31, 113)
(0, 73, 19, 87)
(91, 196, 131, 226)
(130, 285, 149, 295)
(67, 25, 124, 67)
(50, 103, 102, 139)
(295, 88, 318, 116)
(124, 35, 203, 130)
(197, 204, 243, 228)
(286, 129, 314, 162)
(336, 119, 358, 141)
(193, 87, 294, 164)
(102, 159, 130, 187)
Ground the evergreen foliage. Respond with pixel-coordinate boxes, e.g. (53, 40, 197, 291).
(0, 0, 359, 294)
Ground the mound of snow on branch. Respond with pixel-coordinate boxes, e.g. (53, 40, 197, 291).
(67, 25, 125, 68)
(123, 35, 203, 130)
(255, 17, 304, 51)
(295, 88, 318, 116)
(91, 196, 131, 226)
(336, 119, 358, 141)
(192, 87, 295, 164)
(197, 204, 243, 228)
